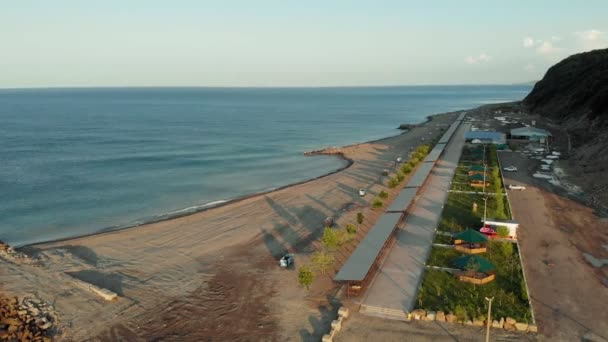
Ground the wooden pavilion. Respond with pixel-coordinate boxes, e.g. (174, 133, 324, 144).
(454, 228, 488, 254)
(452, 254, 496, 285)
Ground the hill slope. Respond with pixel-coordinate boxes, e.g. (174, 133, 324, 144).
(524, 48, 608, 129)
(524, 48, 608, 207)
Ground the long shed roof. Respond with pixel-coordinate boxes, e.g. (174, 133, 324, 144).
(423, 143, 447, 163)
(334, 212, 403, 281)
(407, 162, 435, 188)
(511, 126, 551, 137)
(386, 187, 418, 212)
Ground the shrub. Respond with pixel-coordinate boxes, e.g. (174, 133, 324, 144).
(321, 227, 340, 250)
(409, 157, 419, 166)
(337, 229, 354, 244)
(378, 190, 389, 199)
(346, 223, 357, 235)
(396, 171, 405, 182)
(454, 305, 468, 321)
(311, 251, 334, 275)
(298, 265, 314, 290)
(373, 198, 384, 209)
(496, 226, 510, 238)
(401, 164, 412, 174)
(388, 178, 399, 188)
(356, 212, 364, 224)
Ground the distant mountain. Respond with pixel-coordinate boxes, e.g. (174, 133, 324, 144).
(524, 48, 608, 128)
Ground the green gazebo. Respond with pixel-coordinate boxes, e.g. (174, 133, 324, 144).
(454, 229, 489, 254)
(452, 254, 496, 285)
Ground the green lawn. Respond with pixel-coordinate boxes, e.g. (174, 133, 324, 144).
(418, 241, 530, 322)
(419, 144, 529, 322)
(433, 234, 454, 245)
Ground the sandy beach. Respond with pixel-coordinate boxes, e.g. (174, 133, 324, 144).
(1, 111, 460, 341)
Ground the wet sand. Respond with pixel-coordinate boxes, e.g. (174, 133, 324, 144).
(0, 111, 461, 341)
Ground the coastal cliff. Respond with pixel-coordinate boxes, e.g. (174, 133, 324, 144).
(524, 48, 608, 206)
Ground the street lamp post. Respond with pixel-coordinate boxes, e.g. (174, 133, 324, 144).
(485, 296, 494, 342)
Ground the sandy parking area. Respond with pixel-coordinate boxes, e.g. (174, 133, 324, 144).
(499, 151, 608, 341)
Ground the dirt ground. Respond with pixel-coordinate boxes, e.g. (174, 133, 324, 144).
(0, 112, 459, 341)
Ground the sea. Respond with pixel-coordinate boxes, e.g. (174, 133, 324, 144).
(0, 86, 531, 246)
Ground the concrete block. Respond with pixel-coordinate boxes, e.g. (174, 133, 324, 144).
(411, 309, 426, 320)
(446, 313, 457, 323)
(322, 334, 332, 342)
(338, 307, 349, 319)
(436, 311, 445, 322)
(528, 324, 538, 333)
(515, 322, 529, 331)
(506, 317, 516, 325)
(499, 317, 505, 329)
(492, 320, 501, 328)
(331, 320, 341, 332)
(465, 320, 473, 326)
(426, 311, 436, 321)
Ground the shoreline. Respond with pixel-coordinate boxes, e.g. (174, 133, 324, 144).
(18, 113, 452, 249)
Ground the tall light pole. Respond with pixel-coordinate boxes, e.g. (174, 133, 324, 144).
(483, 156, 488, 222)
(485, 296, 494, 342)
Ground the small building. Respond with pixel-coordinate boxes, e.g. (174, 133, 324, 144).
(452, 254, 496, 285)
(454, 229, 489, 254)
(510, 127, 551, 142)
(464, 131, 507, 145)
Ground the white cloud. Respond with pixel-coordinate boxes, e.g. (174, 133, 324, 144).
(551, 36, 561, 42)
(523, 37, 535, 48)
(465, 53, 491, 65)
(576, 29, 607, 50)
(536, 41, 559, 55)
(524, 64, 536, 72)
(578, 29, 602, 41)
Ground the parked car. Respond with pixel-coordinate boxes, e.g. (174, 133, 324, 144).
(279, 254, 294, 268)
(508, 184, 526, 190)
(503, 166, 518, 172)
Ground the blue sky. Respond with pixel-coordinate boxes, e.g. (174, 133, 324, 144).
(2, 1, 607, 87)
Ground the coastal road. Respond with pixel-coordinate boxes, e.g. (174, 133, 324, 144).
(499, 151, 608, 341)
(360, 122, 470, 317)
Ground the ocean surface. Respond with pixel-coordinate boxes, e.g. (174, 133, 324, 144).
(0, 86, 531, 246)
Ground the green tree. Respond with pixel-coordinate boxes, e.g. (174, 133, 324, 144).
(298, 265, 314, 290)
(373, 198, 384, 209)
(311, 251, 335, 275)
(357, 212, 364, 224)
(321, 227, 340, 250)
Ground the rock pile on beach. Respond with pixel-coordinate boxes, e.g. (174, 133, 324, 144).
(0, 295, 57, 341)
(0, 240, 39, 266)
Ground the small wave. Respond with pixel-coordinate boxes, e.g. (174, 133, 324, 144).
(167, 200, 229, 215)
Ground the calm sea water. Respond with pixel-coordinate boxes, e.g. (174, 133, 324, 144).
(0, 86, 530, 246)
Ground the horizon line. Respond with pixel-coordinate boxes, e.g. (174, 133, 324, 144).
(0, 82, 536, 91)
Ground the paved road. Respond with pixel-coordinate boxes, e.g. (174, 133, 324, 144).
(360, 122, 470, 317)
(499, 151, 608, 341)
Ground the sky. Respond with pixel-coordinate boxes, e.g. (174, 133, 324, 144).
(2, 0, 608, 88)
